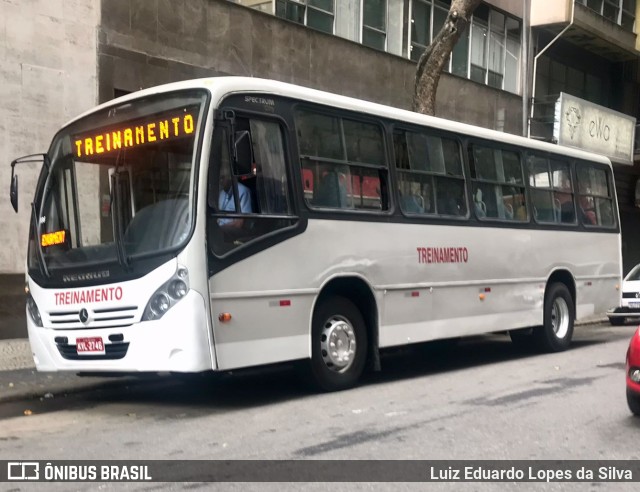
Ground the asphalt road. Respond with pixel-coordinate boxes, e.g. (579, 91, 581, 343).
(0, 322, 638, 491)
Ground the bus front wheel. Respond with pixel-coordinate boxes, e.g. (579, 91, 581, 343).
(534, 282, 574, 352)
(308, 296, 368, 391)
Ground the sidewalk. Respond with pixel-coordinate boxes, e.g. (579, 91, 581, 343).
(0, 274, 27, 340)
(0, 339, 140, 404)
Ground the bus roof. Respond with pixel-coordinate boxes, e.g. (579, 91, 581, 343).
(66, 76, 612, 166)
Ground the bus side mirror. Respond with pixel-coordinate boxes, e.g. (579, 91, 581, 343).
(8, 153, 49, 214)
(233, 130, 254, 176)
(10, 172, 18, 213)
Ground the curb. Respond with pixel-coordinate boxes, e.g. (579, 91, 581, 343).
(575, 316, 608, 326)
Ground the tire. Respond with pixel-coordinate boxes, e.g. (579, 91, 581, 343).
(609, 317, 625, 326)
(627, 388, 640, 416)
(509, 328, 533, 349)
(533, 282, 574, 352)
(308, 296, 368, 392)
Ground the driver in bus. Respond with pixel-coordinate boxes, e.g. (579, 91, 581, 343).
(218, 171, 253, 229)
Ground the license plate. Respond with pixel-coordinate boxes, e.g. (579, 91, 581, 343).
(629, 302, 640, 309)
(76, 337, 105, 355)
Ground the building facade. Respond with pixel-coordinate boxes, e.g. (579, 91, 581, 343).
(1, 0, 640, 275)
(529, 0, 640, 272)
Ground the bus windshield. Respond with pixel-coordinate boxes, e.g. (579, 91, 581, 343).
(30, 90, 208, 275)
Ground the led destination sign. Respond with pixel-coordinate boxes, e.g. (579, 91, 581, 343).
(41, 230, 66, 247)
(73, 111, 195, 158)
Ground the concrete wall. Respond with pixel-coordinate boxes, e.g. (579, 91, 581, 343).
(98, 0, 522, 128)
(0, 0, 101, 274)
(486, 0, 524, 18)
(531, 0, 571, 26)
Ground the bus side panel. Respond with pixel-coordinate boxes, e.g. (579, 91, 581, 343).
(210, 291, 314, 370)
(207, 220, 620, 369)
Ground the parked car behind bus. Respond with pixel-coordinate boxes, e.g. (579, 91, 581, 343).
(608, 264, 640, 326)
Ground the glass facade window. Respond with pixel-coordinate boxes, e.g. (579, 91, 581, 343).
(504, 18, 520, 93)
(410, 0, 433, 61)
(363, 0, 387, 50)
(275, 0, 335, 34)
(244, 0, 522, 95)
(410, 0, 451, 62)
(470, 5, 489, 84)
(535, 56, 608, 107)
(577, 0, 636, 30)
(410, 0, 521, 94)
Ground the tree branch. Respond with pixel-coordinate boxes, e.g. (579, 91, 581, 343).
(413, 0, 482, 115)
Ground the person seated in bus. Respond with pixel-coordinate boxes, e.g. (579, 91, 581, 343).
(514, 196, 527, 221)
(579, 203, 597, 225)
(554, 177, 575, 223)
(500, 200, 514, 220)
(473, 188, 486, 218)
(400, 192, 425, 213)
(218, 175, 253, 228)
(314, 169, 349, 208)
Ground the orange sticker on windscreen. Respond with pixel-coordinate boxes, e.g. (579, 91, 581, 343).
(41, 230, 66, 247)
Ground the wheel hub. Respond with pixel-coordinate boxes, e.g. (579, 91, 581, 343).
(551, 297, 570, 339)
(320, 316, 357, 372)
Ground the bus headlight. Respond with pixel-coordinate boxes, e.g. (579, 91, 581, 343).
(168, 279, 188, 299)
(142, 266, 190, 321)
(150, 293, 170, 316)
(26, 293, 43, 327)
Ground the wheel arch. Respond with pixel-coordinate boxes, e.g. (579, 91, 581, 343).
(546, 268, 576, 318)
(313, 274, 380, 371)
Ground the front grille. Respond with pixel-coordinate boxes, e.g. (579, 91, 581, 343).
(48, 306, 138, 329)
(623, 292, 640, 299)
(56, 342, 129, 360)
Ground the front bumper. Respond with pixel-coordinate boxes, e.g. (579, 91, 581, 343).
(27, 290, 214, 373)
(607, 306, 640, 319)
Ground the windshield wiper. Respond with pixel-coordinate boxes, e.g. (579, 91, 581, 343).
(110, 170, 130, 270)
(31, 202, 50, 278)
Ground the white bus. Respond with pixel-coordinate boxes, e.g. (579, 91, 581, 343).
(10, 77, 621, 391)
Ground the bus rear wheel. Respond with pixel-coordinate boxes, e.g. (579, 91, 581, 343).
(534, 282, 574, 352)
(308, 296, 368, 391)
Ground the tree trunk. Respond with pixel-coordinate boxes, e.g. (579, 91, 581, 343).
(413, 0, 482, 116)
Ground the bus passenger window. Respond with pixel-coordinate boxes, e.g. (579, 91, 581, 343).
(527, 155, 576, 225)
(394, 130, 466, 217)
(577, 164, 615, 227)
(470, 145, 526, 222)
(295, 109, 388, 212)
